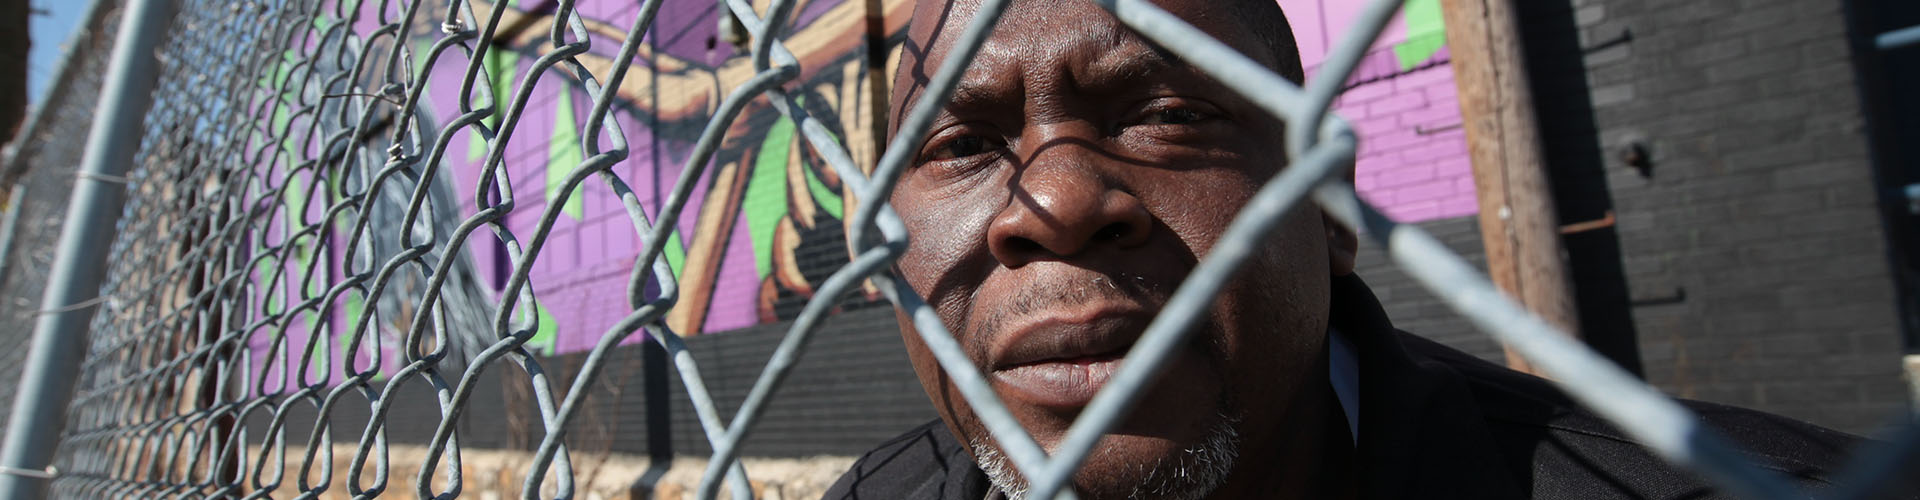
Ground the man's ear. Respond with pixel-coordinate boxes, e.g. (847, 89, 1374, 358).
(1324, 213, 1357, 276)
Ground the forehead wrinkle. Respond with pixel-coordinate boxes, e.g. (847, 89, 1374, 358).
(1080, 39, 1176, 91)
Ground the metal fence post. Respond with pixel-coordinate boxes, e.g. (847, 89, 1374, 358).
(0, 0, 177, 496)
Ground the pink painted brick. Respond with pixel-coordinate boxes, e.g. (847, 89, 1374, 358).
(1347, 114, 1402, 139)
(1362, 129, 1426, 154)
(1366, 92, 1430, 118)
(1397, 102, 1463, 130)
(1372, 164, 1437, 188)
(1338, 80, 1398, 104)
(1435, 157, 1474, 177)
(1355, 173, 1379, 191)
(1392, 179, 1463, 204)
(1436, 194, 1479, 218)
(1356, 183, 1392, 206)
(1388, 200, 1441, 222)
(579, 217, 615, 269)
(1424, 81, 1460, 103)
(1392, 64, 1457, 92)
(1398, 141, 1467, 164)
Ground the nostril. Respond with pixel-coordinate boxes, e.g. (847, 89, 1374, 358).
(1004, 236, 1042, 255)
(1094, 222, 1132, 242)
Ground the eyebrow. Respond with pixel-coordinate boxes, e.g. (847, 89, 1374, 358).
(945, 80, 1006, 114)
(1087, 51, 1179, 88)
(942, 49, 1180, 108)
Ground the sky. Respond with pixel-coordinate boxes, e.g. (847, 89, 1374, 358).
(28, 0, 89, 102)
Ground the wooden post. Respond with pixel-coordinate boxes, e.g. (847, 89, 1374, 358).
(1441, 0, 1581, 375)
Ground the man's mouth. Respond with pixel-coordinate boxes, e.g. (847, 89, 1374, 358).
(994, 351, 1129, 408)
(987, 306, 1149, 409)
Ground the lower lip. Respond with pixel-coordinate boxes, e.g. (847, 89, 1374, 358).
(993, 356, 1124, 408)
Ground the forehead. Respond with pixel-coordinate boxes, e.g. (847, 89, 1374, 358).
(891, 0, 1268, 128)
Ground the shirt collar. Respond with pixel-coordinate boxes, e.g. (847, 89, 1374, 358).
(1329, 326, 1361, 444)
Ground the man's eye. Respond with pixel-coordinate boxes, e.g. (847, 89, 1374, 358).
(926, 135, 998, 161)
(1142, 108, 1203, 125)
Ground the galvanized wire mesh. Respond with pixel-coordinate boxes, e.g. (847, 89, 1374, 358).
(18, 0, 1917, 499)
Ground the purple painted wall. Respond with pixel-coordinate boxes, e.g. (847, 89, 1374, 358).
(255, 0, 1479, 385)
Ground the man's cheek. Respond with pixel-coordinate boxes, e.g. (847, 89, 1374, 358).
(899, 196, 997, 272)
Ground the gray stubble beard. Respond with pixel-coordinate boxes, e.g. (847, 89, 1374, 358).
(970, 412, 1243, 500)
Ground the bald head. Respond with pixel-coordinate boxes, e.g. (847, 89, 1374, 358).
(889, 0, 1304, 140)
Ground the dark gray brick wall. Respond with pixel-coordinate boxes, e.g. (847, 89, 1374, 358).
(1515, 0, 1906, 433)
(531, 303, 932, 458)
(1353, 216, 1507, 363)
(251, 304, 934, 458)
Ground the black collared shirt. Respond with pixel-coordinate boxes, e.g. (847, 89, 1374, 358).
(823, 275, 1869, 499)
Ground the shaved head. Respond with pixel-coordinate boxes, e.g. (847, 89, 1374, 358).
(890, 0, 1305, 140)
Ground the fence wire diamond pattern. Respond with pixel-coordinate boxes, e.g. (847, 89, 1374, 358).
(25, 0, 1918, 498)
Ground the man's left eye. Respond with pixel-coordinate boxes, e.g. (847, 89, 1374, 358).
(1142, 108, 1203, 125)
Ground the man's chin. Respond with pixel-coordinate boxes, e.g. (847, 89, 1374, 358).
(972, 413, 1242, 500)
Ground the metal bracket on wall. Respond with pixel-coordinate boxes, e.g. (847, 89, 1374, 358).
(1559, 211, 1616, 235)
(1414, 122, 1462, 135)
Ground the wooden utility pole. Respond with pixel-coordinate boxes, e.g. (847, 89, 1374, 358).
(1441, 0, 1581, 375)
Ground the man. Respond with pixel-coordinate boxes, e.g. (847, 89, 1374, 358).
(823, 0, 1860, 498)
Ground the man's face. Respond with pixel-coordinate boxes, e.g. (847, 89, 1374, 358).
(886, 0, 1355, 497)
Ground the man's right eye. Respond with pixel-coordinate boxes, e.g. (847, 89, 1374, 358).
(923, 135, 1000, 162)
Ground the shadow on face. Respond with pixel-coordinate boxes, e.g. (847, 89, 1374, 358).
(882, 0, 1356, 498)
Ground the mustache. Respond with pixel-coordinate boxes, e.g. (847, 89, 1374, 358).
(968, 272, 1171, 344)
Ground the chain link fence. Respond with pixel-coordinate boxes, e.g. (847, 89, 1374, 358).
(4, 0, 1916, 498)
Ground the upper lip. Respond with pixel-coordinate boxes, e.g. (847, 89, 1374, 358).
(987, 301, 1155, 371)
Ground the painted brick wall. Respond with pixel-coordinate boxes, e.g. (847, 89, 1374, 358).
(297, 0, 1914, 459)
(1340, 61, 1479, 222)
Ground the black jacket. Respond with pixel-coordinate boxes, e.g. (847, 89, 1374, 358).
(823, 275, 1866, 499)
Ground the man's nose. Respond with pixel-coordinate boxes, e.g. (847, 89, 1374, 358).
(985, 128, 1154, 268)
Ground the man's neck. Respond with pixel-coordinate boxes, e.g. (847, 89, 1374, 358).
(1204, 340, 1357, 500)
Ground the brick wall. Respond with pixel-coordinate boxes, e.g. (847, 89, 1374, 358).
(1342, 62, 1481, 222)
(1512, 0, 1907, 433)
(304, 0, 1912, 459)
(1354, 216, 1504, 362)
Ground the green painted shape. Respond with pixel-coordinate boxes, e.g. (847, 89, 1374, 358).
(280, 176, 318, 270)
(743, 117, 797, 280)
(304, 314, 325, 379)
(526, 304, 557, 356)
(257, 259, 283, 313)
(301, 292, 324, 378)
(664, 231, 687, 277)
(338, 294, 372, 377)
(412, 39, 435, 82)
(508, 300, 557, 356)
(547, 86, 585, 219)
(260, 51, 293, 91)
(1395, 0, 1447, 71)
(804, 163, 843, 220)
(802, 126, 846, 220)
(469, 49, 522, 162)
(271, 101, 300, 160)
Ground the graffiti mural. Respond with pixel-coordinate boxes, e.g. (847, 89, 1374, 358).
(256, 0, 1473, 380)
(401, 0, 911, 356)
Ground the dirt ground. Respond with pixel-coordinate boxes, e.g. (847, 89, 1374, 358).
(243, 445, 855, 499)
